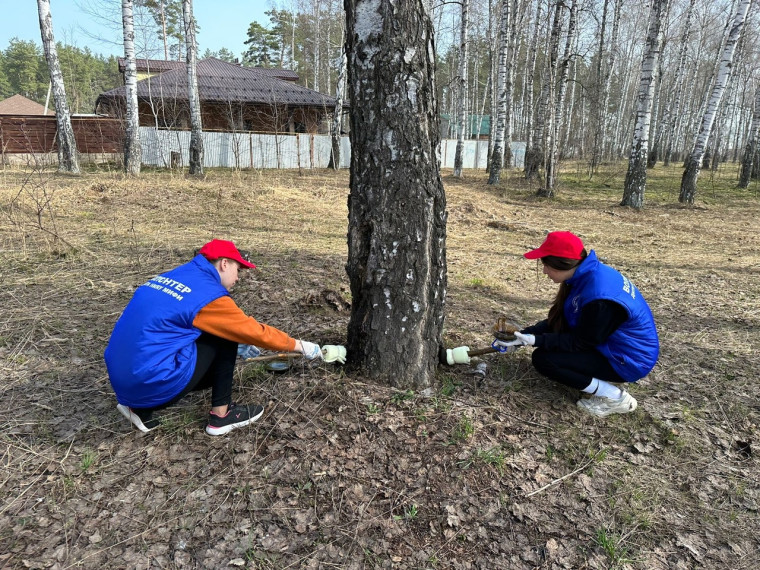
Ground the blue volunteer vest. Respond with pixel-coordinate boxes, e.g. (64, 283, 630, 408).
(104, 255, 229, 407)
(564, 251, 659, 382)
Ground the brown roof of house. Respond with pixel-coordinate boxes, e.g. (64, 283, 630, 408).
(117, 58, 184, 74)
(0, 94, 53, 116)
(100, 58, 332, 108)
(116, 57, 300, 82)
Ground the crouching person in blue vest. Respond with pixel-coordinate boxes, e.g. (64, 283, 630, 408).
(104, 239, 323, 435)
(493, 232, 659, 417)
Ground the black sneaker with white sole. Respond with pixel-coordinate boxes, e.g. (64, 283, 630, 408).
(206, 402, 264, 436)
(117, 404, 160, 432)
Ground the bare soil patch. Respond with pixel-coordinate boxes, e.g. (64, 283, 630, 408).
(1, 165, 758, 569)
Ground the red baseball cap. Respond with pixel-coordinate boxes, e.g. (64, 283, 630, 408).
(199, 239, 256, 268)
(524, 231, 585, 260)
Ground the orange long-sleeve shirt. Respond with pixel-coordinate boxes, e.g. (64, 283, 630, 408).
(192, 296, 296, 352)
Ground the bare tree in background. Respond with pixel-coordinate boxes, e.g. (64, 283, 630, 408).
(523, 0, 541, 180)
(535, 0, 563, 198)
(487, 0, 510, 185)
(37, 0, 80, 174)
(344, 0, 447, 388)
(739, 85, 760, 189)
(182, 0, 203, 175)
(662, 0, 695, 167)
(555, 0, 577, 161)
(453, 0, 469, 178)
(328, 23, 347, 171)
(123, 0, 142, 176)
(680, 0, 751, 205)
(621, 0, 669, 209)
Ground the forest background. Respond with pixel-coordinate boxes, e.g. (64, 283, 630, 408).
(2, 0, 758, 181)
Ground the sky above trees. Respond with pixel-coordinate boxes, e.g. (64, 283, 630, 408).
(0, 0, 270, 60)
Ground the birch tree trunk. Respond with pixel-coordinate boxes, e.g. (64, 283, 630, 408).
(523, 0, 541, 179)
(37, 0, 79, 174)
(589, 0, 610, 176)
(646, 52, 665, 168)
(739, 85, 760, 188)
(313, 0, 322, 91)
(344, 0, 447, 388)
(502, 0, 522, 169)
(621, 0, 668, 209)
(537, 0, 562, 198)
(329, 24, 347, 170)
(554, 0, 577, 161)
(160, 0, 169, 60)
(122, 0, 141, 176)
(600, 0, 622, 163)
(663, 0, 695, 167)
(453, 0, 469, 177)
(487, 0, 510, 185)
(680, 0, 750, 204)
(183, 0, 203, 175)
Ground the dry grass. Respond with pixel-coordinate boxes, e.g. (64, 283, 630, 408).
(1, 161, 759, 569)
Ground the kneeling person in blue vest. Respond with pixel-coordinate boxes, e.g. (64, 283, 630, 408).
(492, 232, 659, 417)
(105, 239, 323, 435)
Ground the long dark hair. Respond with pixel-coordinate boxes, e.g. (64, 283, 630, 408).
(543, 250, 588, 332)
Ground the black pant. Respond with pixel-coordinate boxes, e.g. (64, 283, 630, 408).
(531, 347, 625, 391)
(135, 332, 236, 415)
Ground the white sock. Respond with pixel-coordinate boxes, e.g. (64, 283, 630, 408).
(582, 378, 623, 400)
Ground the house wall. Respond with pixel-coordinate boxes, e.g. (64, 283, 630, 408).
(98, 98, 330, 134)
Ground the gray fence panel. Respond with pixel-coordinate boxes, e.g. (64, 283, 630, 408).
(137, 128, 523, 170)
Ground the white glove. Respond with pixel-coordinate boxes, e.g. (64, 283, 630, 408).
(237, 344, 261, 360)
(513, 332, 536, 346)
(491, 339, 523, 353)
(322, 345, 347, 363)
(299, 340, 323, 360)
(446, 346, 471, 365)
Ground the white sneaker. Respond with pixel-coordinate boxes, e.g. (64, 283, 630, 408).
(577, 390, 637, 417)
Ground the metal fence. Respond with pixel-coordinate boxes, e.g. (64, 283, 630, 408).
(139, 127, 525, 170)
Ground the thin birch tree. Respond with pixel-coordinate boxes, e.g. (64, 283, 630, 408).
(37, 0, 80, 174)
(182, 0, 203, 175)
(329, 24, 347, 170)
(739, 85, 760, 188)
(453, 0, 469, 178)
(621, 0, 668, 209)
(487, 0, 511, 185)
(537, 0, 563, 198)
(680, 0, 751, 204)
(663, 0, 695, 167)
(122, 0, 141, 176)
(523, 0, 541, 179)
(554, 0, 576, 163)
(344, 0, 447, 387)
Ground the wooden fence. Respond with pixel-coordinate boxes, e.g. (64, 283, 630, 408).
(0, 115, 123, 155)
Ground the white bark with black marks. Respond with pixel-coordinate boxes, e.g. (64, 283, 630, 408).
(739, 85, 760, 188)
(663, 0, 696, 166)
(555, 0, 577, 161)
(487, 0, 510, 185)
(37, 0, 79, 174)
(536, 0, 563, 198)
(344, 0, 447, 388)
(523, 0, 541, 179)
(329, 24, 347, 170)
(680, 0, 751, 204)
(453, 0, 469, 177)
(621, 0, 669, 209)
(183, 0, 203, 175)
(122, 0, 141, 176)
